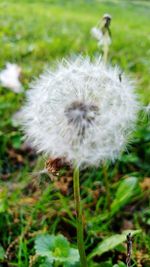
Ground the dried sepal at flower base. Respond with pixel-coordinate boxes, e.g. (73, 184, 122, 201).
(45, 157, 71, 177)
(45, 157, 72, 195)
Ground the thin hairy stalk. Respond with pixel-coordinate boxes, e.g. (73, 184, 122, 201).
(73, 165, 88, 267)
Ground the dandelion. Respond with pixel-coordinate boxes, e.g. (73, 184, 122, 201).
(21, 57, 139, 168)
(91, 14, 111, 46)
(91, 14, 112, 62)
(0, 63, 23, 93)
(21, 57, 140, 266)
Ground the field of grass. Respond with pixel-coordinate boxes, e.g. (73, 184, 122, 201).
(0, 0, 150, 266)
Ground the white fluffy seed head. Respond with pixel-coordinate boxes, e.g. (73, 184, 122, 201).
(21, 57, 140, 168)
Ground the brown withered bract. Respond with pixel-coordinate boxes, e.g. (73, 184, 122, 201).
(45, 157, 71, 176)
(45, 158, 73, 195)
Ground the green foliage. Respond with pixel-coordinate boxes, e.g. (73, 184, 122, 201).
(39, 258, 53, 267)
(110, 177, 139, 215)
(34, 234, 79, 266)
(88, 230, 140, 258)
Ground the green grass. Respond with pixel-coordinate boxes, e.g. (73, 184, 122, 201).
(0, 0, 150, 266)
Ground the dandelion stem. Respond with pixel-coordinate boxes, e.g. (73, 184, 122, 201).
(103, 44, 109, 64)
(103, 162, 111, 210)
(73, 165, 87, 267)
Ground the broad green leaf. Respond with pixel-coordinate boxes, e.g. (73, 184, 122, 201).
(0, 245, 5, 260)
(66, 248, 79, 264)
(111, 177, 138, 214)
(88, 230, 141, 259)
(35, 234, 55, 257)
(39, 257, 53, 267)
(51, 248, 78, 263)
(35, 234, 79, 264)
(53, 234, 70, 258)
(115, 244, 126, 253)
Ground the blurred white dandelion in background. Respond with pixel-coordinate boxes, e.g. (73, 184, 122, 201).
(0, 63, 23, 93)
(21, 57, 140, 168)
(91, 14, 112, 47)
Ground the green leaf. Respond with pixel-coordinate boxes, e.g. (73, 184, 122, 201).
(53, 234, 70, 258)
(39, 257, 53, 267)
(66, 248, 80, 264)
(111, 177, 138, 214)
(0, 245, 5, 260)
(88, 230, 141, 259)
(115, 244, 126, 253)
(35, 234, 79, 265)
(35, 234, 55, 258)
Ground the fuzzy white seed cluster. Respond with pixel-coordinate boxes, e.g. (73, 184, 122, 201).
(21, 57, 139, 168)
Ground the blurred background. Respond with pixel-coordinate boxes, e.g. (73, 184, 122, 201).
(0, 0, 150, 266)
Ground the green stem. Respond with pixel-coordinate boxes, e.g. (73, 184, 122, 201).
(103, 163, 111, 210)
(103, 43, 109, 64)
(73, 165, 88, 267)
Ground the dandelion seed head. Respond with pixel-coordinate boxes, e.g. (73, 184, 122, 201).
(21, 57, 140, 168)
